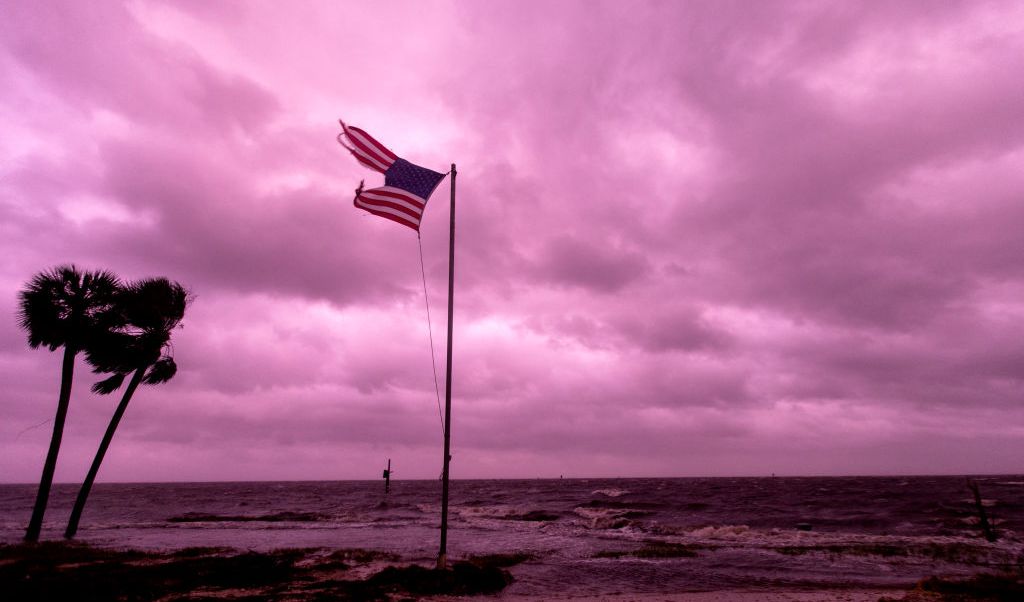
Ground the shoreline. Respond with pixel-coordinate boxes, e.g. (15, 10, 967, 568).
(3, 541, 1021, 601)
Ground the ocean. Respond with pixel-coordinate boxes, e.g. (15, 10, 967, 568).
(2, 476, 1023, 596)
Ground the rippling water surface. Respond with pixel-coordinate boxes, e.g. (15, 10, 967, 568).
(3, 476, 1022, 595)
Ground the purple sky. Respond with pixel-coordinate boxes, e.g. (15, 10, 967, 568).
(2, 1, 1023, 483)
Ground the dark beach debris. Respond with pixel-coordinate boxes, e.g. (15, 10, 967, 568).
(326, 548, 401, 564)
(0, 542, 515, 602)
(918, 572, 1024, 601)
(167, 511, 327, 523)
(593, 541, 701, 559)
(465, 552, 537, 567)
(501, 510, 560, 522)
(169, 546, 236, 557)
(0, 540, 147, 566)
(879, 571, 1024, 601)
(1, 542, 300, 602)
(317, 548, 402, 570)
(364, 561, 513, 596)
(284, 559, 514, 601)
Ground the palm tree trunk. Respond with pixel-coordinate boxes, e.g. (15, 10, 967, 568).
(25, 345, 77, 542)
(64, 367, 145, 540)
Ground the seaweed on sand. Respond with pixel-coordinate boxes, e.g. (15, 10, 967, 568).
(366, 561, 512, 596)
(315, 548, 402, 571)
(0, 543, 299, 602)
(507, 510, 560, 521)
(918, 572, 1024, 601)
(0, 542, 515, 602)
(880, 571, 1024, 601)
(466, 552, 537, 567)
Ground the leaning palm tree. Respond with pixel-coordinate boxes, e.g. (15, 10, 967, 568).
(17, 265, 121, 542)
(64, 277, 190, 539)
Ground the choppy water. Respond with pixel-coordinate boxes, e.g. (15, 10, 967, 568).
(2, 476, 1023, 596)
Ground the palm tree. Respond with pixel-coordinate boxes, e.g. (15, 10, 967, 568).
(64, 278, 190, 539)
(17, 266, 121, 542)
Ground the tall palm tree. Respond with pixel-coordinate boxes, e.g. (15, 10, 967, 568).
(17, 266, 121, 542)
(64, 278, 190, 539)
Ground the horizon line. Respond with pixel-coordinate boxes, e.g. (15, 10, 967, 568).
(2, 472, 1021, 486)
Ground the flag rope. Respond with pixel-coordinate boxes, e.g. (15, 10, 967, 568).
(418, 235, 446, 438)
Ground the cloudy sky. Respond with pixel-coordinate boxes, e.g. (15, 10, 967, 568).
(2, 0, 1023, 483)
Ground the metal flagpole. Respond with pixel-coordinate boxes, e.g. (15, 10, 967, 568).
(438, 163, 456, 569)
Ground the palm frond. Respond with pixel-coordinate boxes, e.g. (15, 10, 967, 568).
(120, 278, 190, 331)
(143, 357, 177, 385)
(92, 372, 127, 395)
(17, 265, 123, 352)
(84, 331, 142, 373)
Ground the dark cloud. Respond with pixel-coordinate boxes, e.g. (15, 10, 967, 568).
(2, 1, 1023, 481)
(532, 235, 649, 293)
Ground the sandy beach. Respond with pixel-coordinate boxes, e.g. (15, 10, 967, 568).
(5, 541, 1022, 602)
(461, 592, 906, 602)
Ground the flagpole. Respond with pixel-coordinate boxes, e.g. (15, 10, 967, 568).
(438, 163, 456, 570)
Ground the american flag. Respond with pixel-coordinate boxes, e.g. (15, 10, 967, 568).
(338, 121, 446, 231)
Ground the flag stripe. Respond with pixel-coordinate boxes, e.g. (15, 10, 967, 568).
(347, 143, 391, 173)
(346, 127, 397, 171)
(361, 186, 426, 210)
(347, 148, 389, 173)
(358, 191, 424, 219)
(340, 123, 394, 172)
(347, 139, 391, 172)
(354, 199, 421, 229)
(355, 198, 421, 224)
(347, 126, 399, 162)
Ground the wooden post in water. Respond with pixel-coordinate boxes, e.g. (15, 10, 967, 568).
(967, 478, 997, 541)
(383, 458, 391, 494)
(437, 164, 456, 569)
